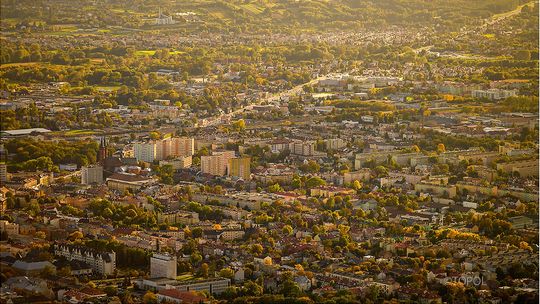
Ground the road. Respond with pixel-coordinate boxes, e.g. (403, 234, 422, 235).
(202, 74, 330, 127)
(481, 0, 537, 30)
(413, 1, 536, 54)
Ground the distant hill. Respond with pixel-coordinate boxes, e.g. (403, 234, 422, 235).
(0, 0, 530, 33)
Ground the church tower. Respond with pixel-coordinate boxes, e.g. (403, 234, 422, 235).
(98, 136, 108, 164)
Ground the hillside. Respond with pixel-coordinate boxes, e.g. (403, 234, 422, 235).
(0, 0, 533, 33)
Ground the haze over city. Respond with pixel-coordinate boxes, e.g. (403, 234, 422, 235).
(0, 0, 539, 303)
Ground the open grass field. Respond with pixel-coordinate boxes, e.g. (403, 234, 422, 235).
(134, 50, 184, 56)
(64, 130, 98, 136)
(176, 273, 195, 281)
(0, 62, 40, 69)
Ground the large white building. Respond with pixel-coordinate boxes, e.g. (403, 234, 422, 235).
(155, 8, 175, 25)
(135, 137, 195, 163)
(292, 141, 316, 156)
(81, 165, 103, 185)
(150, 253, 177, 279)
(325, 138, 347, 150)
(54, 244, 116, 275)
(134, 142, 157, 163)
(472, 89, 516, 100)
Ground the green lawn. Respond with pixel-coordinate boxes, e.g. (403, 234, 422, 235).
(134, 50, 184, 56)
(240, 3, 264, 14)
(176, 273, 195, 281)
(64, 130, 98, 136)
(95, 85, 121, 92)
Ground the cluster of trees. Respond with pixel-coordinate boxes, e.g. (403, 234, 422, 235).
(5, 138, 99, 170)
(84, 239, 151, 270)
(185, 201, 226, 221)
(88, 199, 158, 228)
(1, 101, 116, 131)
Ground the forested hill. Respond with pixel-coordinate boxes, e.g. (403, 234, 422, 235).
(1, 0, 535, 33)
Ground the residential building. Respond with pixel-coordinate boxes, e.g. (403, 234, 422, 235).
(54, 244, 116, 275)
(134, 142, 156, 163)
(157, 290, 207, 304)
(0, 162, 7, 183)
(496, 159, 539, 177)
(310, 186, 356, 198)
(12, 261, 56, 276)
(228, 157, 251, 180)
(0, 220, 19, 236)
(292, 141, 316, 156)
(159, 156, 192, 170)
(415, 181, 457, 198)
(157, 211, 199, 225)
(201, 150, 235, 176)
(155, 137, 172, 161)
(472, 89, 516, 100)
(325, 138, 346, 150)
(344, 169, 371, 184)
(81, 165, 104, 185)
(171, 137, 195, 157)
(150, 253, 177, 279)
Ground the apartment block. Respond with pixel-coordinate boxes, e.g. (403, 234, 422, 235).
(0, 163, 7, 183)
(171, 137, 195, 157)
(201, 150, 235, 176)
(292, 141, 316, 156)
(159, 156, 192, 170)
(228, 157, 251, 180)
(81, 165, 104, 185)
(54, 244, 116, 275)
(344, 169, 372, 184)
(325, 138, 347, 150)
(150, 253, 177, 279)
(134, 142, 156, 163)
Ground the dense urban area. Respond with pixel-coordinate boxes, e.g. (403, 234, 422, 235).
(0, 0, 539, 303)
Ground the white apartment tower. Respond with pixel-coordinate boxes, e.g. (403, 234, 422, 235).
(81, 165, 104, 185)
(134, 142, 157, 163)
(150, 253, 177, 279)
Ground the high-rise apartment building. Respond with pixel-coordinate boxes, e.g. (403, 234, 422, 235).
(171, 137, 195, 157)
(292, 141, 316, 156)
(81, 165, 104, 185)
(155, 137, 172, 161)
(134, 142, 157, 163)
(150, 253, 177, 279)
(135, 137, 195, 163)
(228, 157, 251, 180)
(201, 150, 235, 176)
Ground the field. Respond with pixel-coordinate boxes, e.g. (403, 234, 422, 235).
(134, 50, 184, 56)
(95, 86, 122, 92)
(176, 273, 195, 281)
(64, 130, 98, 136)
(0, 62, 40, 69)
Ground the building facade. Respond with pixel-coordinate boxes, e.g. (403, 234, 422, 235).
(201, 150, 235, 176)
(171, 137, 195, 157)
(81, 165, 104, 185)
(150, 253, 177, 279)
(134, 142, 156, 163)
(54, 244, 116, 275)
(228, 157, 251, 180)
